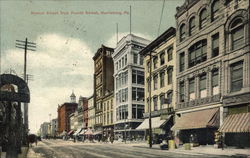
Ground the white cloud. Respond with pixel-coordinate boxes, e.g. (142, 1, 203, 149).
(2, 33, 94, 133)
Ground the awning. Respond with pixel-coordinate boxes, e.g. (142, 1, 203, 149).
(85, 129, 94, 135)
(171, 108, 219, 131)
(73, 128, 83, 136)
(79, 129, 87, 135)
(136, 116, 171, 130)
(68, 130, 74, 135)
(93, 131, 102, 135)
(59, 131, 67, 136)
(219, 112, 250, 133)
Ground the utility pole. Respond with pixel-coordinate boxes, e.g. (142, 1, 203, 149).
(148, 52, 153, 148)
(15, 38, 36, 145)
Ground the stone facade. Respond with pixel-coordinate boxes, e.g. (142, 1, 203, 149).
(102, 92, 114, 136)
(87, 95, 95, 129)
(112, 34, 150, 139)
(139, 27, 176, 135)
(174, 0, 250, 145)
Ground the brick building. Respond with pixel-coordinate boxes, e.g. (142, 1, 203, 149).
(57, 93, 78, 134)
(93, 45, 114, 133)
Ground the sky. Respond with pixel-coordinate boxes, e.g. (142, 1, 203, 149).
(0, 0, 184, 133)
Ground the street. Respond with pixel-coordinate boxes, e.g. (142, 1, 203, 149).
(29, 140, 232, 158)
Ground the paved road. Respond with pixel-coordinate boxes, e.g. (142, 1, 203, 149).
(30, 139, 232, 158)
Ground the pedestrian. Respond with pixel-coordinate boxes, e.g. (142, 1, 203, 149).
(220, 134, 224, 150)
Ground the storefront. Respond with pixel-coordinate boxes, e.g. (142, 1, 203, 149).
(172, 108, 219, 145)
(221, 93, 250, 147)
(136, 115, 173, 143)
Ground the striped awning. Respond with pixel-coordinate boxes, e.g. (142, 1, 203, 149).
(219, 112, 250, 133)
(171, 108, 219, 131)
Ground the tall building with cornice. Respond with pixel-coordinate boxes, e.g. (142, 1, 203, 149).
(93, 45, 114, 134)
(172, 0, 250, 147)
(112, 34, 150, 140)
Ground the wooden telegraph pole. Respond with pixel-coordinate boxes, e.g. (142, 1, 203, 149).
(15, 38, 36, 145)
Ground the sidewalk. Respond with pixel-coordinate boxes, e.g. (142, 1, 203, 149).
(129, 143, 250, 157)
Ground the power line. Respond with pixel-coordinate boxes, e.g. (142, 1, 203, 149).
(157, 0, 165, 36)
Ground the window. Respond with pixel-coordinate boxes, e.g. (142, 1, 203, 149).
(212, 69, 219, 95)
(230, 61, 243, 92)
(167, 48, 173, 61)
(160, 95, 165, 109)
(119, 60, 121, 69)
(189, 78, 195, 100)
(153, 75, 158, 90)
(160, 52, 165, 65)
(122, 57, 124, 67)
(147, 78, 150, 92)
(212, 0, 220, 21)
(189, 17, 196, 35)
(116, 62, 118, 71)
(212, 33, 219, 57)
(160, 72, 165, 88)
(153, 96, 158, 111)
(132, 104, 144, 119)
(132, 70, 144, 84)
(153, 57, 158, 69)
(132, 87, 144, 101)
(140, 55, 144, 65)
(167, 68, 173, 85)
(180, 82, 185, 102)
(200, 9, 207, 29)
(132, 70, 136, 84)
(117, 105, 128, 120)
(231, 19, 244, 50)
(125, 55, 127, 65)
(147, 61, 150, 72)
(180, 52, 185, 72)
(167, 91, 173, 105)
(133, 53, 138, 64)
(199, 73, 207, 98)
(180, 24, 186, 42)
(188, 40, 207, 68)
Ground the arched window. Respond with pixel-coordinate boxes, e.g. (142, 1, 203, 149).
(200, 9, 207, 29)
(211, 0, 220, 21)
(189, 17, 196, 35)
(230, 18, 244, 50)
(180, 24, 186, 42)
(188, 40, 207, 68)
